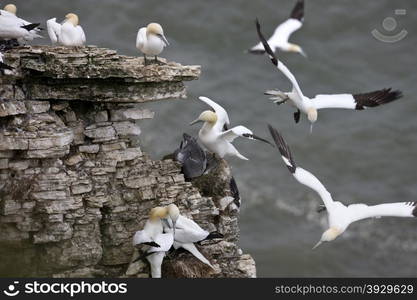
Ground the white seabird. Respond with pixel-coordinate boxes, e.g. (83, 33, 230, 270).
(249, 0, 306, 56)
(268, 125, 417, 249)
(1, 4, 42, 42)
(132, 207, 174, 278)
(47, 13, 86, 46)
(256, 19, 402, 132)
(0, 7, 40, 42)
(0, 4, 42, 43)
(163, 204, 223, 268)
(190, 96, 273, 161)
(136, 23, 169, 65)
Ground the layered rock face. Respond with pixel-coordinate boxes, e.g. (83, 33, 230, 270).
(0, 46, 256, 278)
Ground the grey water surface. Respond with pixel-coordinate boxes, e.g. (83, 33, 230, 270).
(10, 0, 417, 277)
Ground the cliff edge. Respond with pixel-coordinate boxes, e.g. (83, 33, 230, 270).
(0, 46, 256, 278)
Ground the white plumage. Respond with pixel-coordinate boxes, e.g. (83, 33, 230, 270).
(0, 12, 40, 41)
(46, 14, 86, 46)
(256, 20, 402, 130)
(136, 23, 169, 64)
(0, 5, 41, 43)
(190, 96, 272, 161)
(268, 125, 417, 249)
(249, 0, 305, 56)
(132, 207, 174, 278)
(163, 206, 223, 269)
(144, 233, 174, 278)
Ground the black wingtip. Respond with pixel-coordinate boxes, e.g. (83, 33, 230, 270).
(290, 0, 305, 21)
(142, 241, 161, 248)
(21, 23, 40, 32)
(412, 202, 417, 217)
(353, 88, 403, 110)
(255, 19, 278, 66)
(267, 124, 296, 173)
(206, 231, 224, 240)
(132, 251, 155, 263)
(248, 49, 266, 55)
(243, 133, 274, 147)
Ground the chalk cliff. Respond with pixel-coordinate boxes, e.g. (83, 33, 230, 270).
(0, 46, 256, 278)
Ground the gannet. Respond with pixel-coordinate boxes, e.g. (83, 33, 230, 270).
(190, 96, 273, 160)
(249, 0, 306, 56)
(174, 133, 207, 179)
(136, 23, 169, 65)
(0, 8, 40, 42)
(132, 206, 174, 278)
(47, 13, 86, 46)
(163, 204, 222, 268)
(268, 125, 417, 249)
(256, 19, 402, 132)
(0, 4, 42, 43)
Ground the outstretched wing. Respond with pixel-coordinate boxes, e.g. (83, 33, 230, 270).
(348, 201, 417, 223)
(47, 18, 61, 44)
(249, 0, 304, 53)
(256, 19, 305, 104)
(312, 88, 402, 110)
(268, 125, 334, 209)
(219, 125, 273, 146)
(198, 96, 230, 132)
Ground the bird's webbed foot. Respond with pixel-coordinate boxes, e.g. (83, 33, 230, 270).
(265, 90, 289, 105)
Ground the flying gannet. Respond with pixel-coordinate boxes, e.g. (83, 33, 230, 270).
(47, 13, 86, 46)
(190, 96, 273, 160)
(136, 23, 169, 65)
(256, 19, 402, 132)
(268, 125, 417, 249)
(249, 0, 306, 56)
(132, 206, 174, 278)
(0, 4, 42, 43)
(163, 204, 222, 268)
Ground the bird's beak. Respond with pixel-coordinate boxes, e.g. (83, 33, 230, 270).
(159, 34, 169, 46)
(189, 118, 202, 126)
(300, 49, 308, 58)
(312, 241, 322, 250)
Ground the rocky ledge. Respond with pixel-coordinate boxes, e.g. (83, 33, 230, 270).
(0, 46, 256, 278)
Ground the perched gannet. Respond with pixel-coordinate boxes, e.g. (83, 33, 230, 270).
(47, 13, 86, 46)
(256, 20, 402, 132)
(0, 4, 42, 42)
(0, 52, 13, 74)
(132, 206, 174, 278)
(190, 96, 273, 160)
(249, 0, 305, 56)
(163, 204, 222, 268)
(136, 23, 169, 65)
(268, 125, 417, 249)
(174, 133, 207, 179)
(0, 8, 40, 42)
